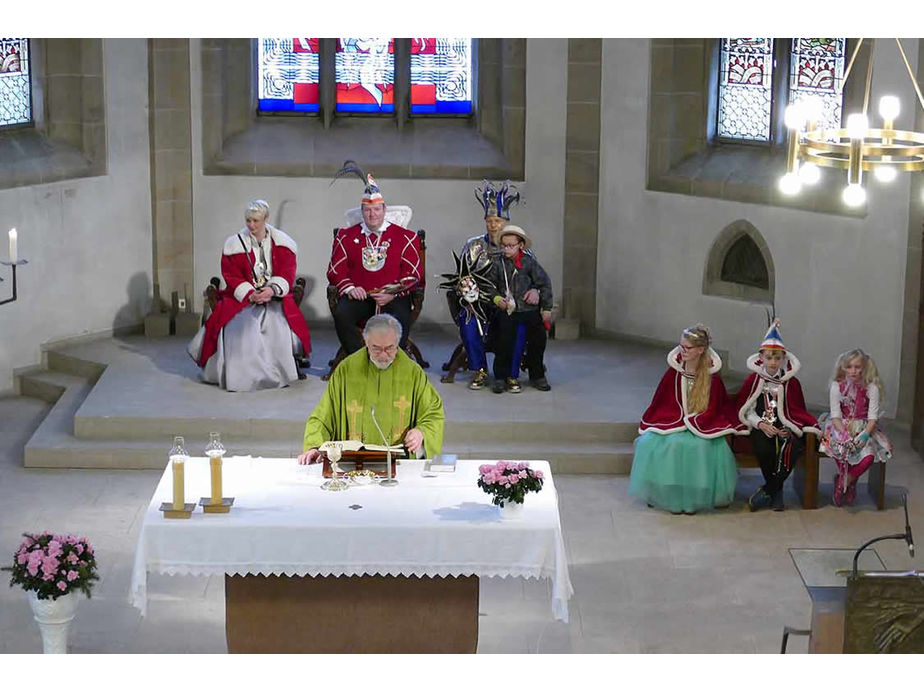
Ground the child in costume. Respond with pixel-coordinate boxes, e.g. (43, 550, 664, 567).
(490, 225, 553, 394)
(819, 349, 893, 506)
(629, 324, 741, 514)
(735, 320, 819, 511)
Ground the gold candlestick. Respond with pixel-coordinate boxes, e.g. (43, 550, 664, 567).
(160, 436, 195, 518)
(200, 432, 234, 513)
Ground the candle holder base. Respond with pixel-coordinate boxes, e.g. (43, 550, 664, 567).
(378, 478, 399, 487)
(0, 259, 28, 267)
(199, 497, 235, 513)
(159, 502, 196, 519)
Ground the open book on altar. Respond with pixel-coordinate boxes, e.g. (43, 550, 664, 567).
(320, 440, 407, 478)
(320, 440, 405, 454)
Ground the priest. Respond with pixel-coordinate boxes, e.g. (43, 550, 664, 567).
(297, 314, 444, 463)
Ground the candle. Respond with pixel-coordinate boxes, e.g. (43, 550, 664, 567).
(209, 453, 223, 504)
(9, 228, 17, 264)
(172, 458, 185, 510)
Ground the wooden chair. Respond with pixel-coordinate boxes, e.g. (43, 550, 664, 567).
(322, 228, 429, 381)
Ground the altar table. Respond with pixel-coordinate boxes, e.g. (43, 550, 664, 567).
(130, 457, 572, 653)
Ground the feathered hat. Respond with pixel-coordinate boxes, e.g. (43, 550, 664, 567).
(332, 160, 385, 205)
(474, 180, 520, 220)
(438, 250, 496, 325)
(760, 319, 786, 351)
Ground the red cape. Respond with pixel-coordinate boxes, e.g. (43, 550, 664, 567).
(197, 229, 311, 367)
(734, 356, 819, 436)
(639, 347, 744, 438)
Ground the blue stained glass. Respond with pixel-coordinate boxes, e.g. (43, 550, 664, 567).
(0, 38, 31, 127)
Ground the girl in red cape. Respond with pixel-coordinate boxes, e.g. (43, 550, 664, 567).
(735, 319, 819, 511)
(187, 200, 311, 391)
(629, 324, 742, 514)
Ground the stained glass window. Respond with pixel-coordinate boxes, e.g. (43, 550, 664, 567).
(335, 38, 394, 114)
(717, 38, 774, 141)
(258, 38, 320, 113)
(0, 38, 31, 128)
(789, 38, 846, 134)
(409, 38, 472, 115)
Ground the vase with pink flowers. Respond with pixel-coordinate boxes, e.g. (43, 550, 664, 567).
(477, 461, 544, 514)
(3, 532, 100, 653)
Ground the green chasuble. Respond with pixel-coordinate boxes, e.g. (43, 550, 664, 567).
(303, 348, 445, 456)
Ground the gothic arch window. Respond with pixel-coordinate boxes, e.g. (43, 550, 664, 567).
(257, 38, 473, 120)
(1, 39, 32, 129)
(703, 219, 775, 303)
(717, 38, 846, 144)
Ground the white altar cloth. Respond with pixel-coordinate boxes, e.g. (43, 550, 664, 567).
(130, 458, 572, 622)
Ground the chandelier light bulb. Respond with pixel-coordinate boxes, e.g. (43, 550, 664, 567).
(874, 165, 898, 183)
(784, 103, 805, 131)
(846, 113, 869, 140)
(843, 183, 867, 207)
(798, 162, 821, 185)
(803, 96, 824, 124)
(779, 173, 802, 196)
(879, 95, 900, 122)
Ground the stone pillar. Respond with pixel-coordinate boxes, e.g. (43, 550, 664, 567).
(560, 39, 602, 339)
(146, 38, 196, 336)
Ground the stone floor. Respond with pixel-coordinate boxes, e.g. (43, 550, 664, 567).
(1, 335, 924, 656)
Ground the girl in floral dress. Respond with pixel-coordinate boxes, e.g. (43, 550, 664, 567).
(819, 349, 893, 506)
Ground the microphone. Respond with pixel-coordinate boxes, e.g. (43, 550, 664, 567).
(370, 405, 397, 486)
(902, 493, 915, 558)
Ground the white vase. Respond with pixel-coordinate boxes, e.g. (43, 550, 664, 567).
(28, 591, 80, 654)
(498, 500, 524, 519)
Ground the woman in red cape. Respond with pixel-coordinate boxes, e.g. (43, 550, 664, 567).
(629, 324, 742, 514)
(187, 200, 311, 391)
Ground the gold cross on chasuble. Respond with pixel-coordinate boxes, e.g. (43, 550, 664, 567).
(347, 399, 363, 440)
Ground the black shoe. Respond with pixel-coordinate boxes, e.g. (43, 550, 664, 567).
(530, 376, 551, 391)
(491, 380, 505, 394)
(771, 490, 785, 511)
(748, 487, 772, 512)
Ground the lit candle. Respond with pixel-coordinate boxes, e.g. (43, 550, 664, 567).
(9, 228, 17, 264)
(172, 459, 185, 511)
(209, 452, 223, 504)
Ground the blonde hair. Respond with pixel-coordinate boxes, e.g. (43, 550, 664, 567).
(831, 348, 884, 399)
(244, 199, 270, 221)
(682, 324, 712, 414)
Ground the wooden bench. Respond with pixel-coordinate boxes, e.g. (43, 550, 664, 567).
(726, 395, 885, 509)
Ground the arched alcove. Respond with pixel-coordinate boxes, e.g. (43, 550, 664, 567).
(702, 219, 774, 304)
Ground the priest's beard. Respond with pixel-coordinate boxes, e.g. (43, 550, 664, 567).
(370, 355, 396, 370)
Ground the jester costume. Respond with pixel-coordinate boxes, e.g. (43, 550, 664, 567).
(734, 321, 818, 511)
(629, 346, 740, 513)
(303, 348, 444, 457)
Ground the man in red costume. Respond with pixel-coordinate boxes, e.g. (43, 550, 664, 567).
(328, 161, 422, 355)
(188, 199, 312, 391)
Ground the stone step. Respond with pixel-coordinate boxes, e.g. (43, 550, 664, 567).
(451, 441, 635, 475)
(45, 350, 105, 382)
(18, 369, 89, 404)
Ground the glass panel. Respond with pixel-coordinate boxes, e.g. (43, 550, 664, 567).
(335, 38, 394, 113)
(257, 38, 320, 113)
(0, 38, 31, 127)
(789, 38, 846, 135)
(410, 38, 472, 115)
(717, 38, 774, 141)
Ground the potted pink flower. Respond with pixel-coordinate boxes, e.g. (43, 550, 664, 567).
(477, 460, 544, 509)
(3, 532, 100, 653)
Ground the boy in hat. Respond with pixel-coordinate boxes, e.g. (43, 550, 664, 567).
(490, 225, 553, 393)
(735, 319, 819, 511)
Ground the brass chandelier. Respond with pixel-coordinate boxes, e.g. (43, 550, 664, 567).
(779, 38, 924, 207)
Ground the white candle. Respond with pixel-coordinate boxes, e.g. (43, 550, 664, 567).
(8, 228, 17, 264)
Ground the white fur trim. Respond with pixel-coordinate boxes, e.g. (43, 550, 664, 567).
(223, 226, 297, 256)
(745, 351, 800, 382)
(667, 346, 722, 375)
(234, 281, 255, 302)
(344, 205, 413, 229)
(269, 276, 289, 296)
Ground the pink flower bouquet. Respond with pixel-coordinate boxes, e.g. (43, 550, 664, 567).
(3, 532, 100, 601)
(477, 460, 544, 508)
